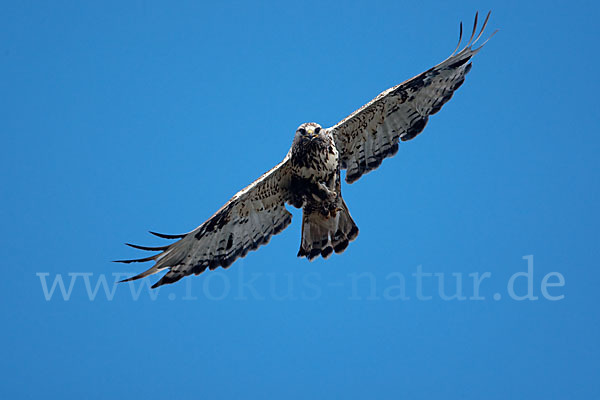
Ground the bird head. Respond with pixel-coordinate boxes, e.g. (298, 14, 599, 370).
(295, 122, 323, 140)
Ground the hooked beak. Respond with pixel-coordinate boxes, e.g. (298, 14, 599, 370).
(306, 128, 318, 138)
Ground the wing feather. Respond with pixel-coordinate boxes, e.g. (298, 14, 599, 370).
(330, 11, 494, 183)
(118, 156, 293, 288)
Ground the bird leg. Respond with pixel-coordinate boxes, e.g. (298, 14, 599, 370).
(313, 182, 340, 218)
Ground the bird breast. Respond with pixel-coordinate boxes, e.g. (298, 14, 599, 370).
(291, 137, 339, 180)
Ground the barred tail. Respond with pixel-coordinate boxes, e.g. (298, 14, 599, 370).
(297, 198, 359, 261)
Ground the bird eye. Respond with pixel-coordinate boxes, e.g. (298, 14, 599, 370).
(299, 128, 306, 135)
(314, 127, 321, 134)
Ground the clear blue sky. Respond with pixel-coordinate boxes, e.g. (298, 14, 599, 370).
(2, 1, 599, 399)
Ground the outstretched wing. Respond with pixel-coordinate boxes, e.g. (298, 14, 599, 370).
(330, 11, 496, 183)
(116, 156, 293, 288)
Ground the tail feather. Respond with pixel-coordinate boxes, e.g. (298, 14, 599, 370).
(298, 199, 358, 261)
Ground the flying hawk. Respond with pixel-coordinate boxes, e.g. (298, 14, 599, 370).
(117, 12, 496, 288)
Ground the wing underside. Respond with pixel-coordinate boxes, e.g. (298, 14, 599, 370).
(116, 158, 293, 288)
(331, 11, 496, 183)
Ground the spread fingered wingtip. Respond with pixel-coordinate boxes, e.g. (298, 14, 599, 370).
(148, 230, 187, 239)
(451, 21, 463, 56)
(118, 262, 165, 283)
(473, 28, 498, 52)
(473, 11, 492, 46)
(455, 10, 495, 55)
(125, 242, 170, 251)
(467, 11, 479, 48)
(113, 254, 158, 264)
(118, 269, 156, 283)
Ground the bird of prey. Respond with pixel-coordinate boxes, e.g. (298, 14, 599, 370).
(117, 12, 496, 288)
